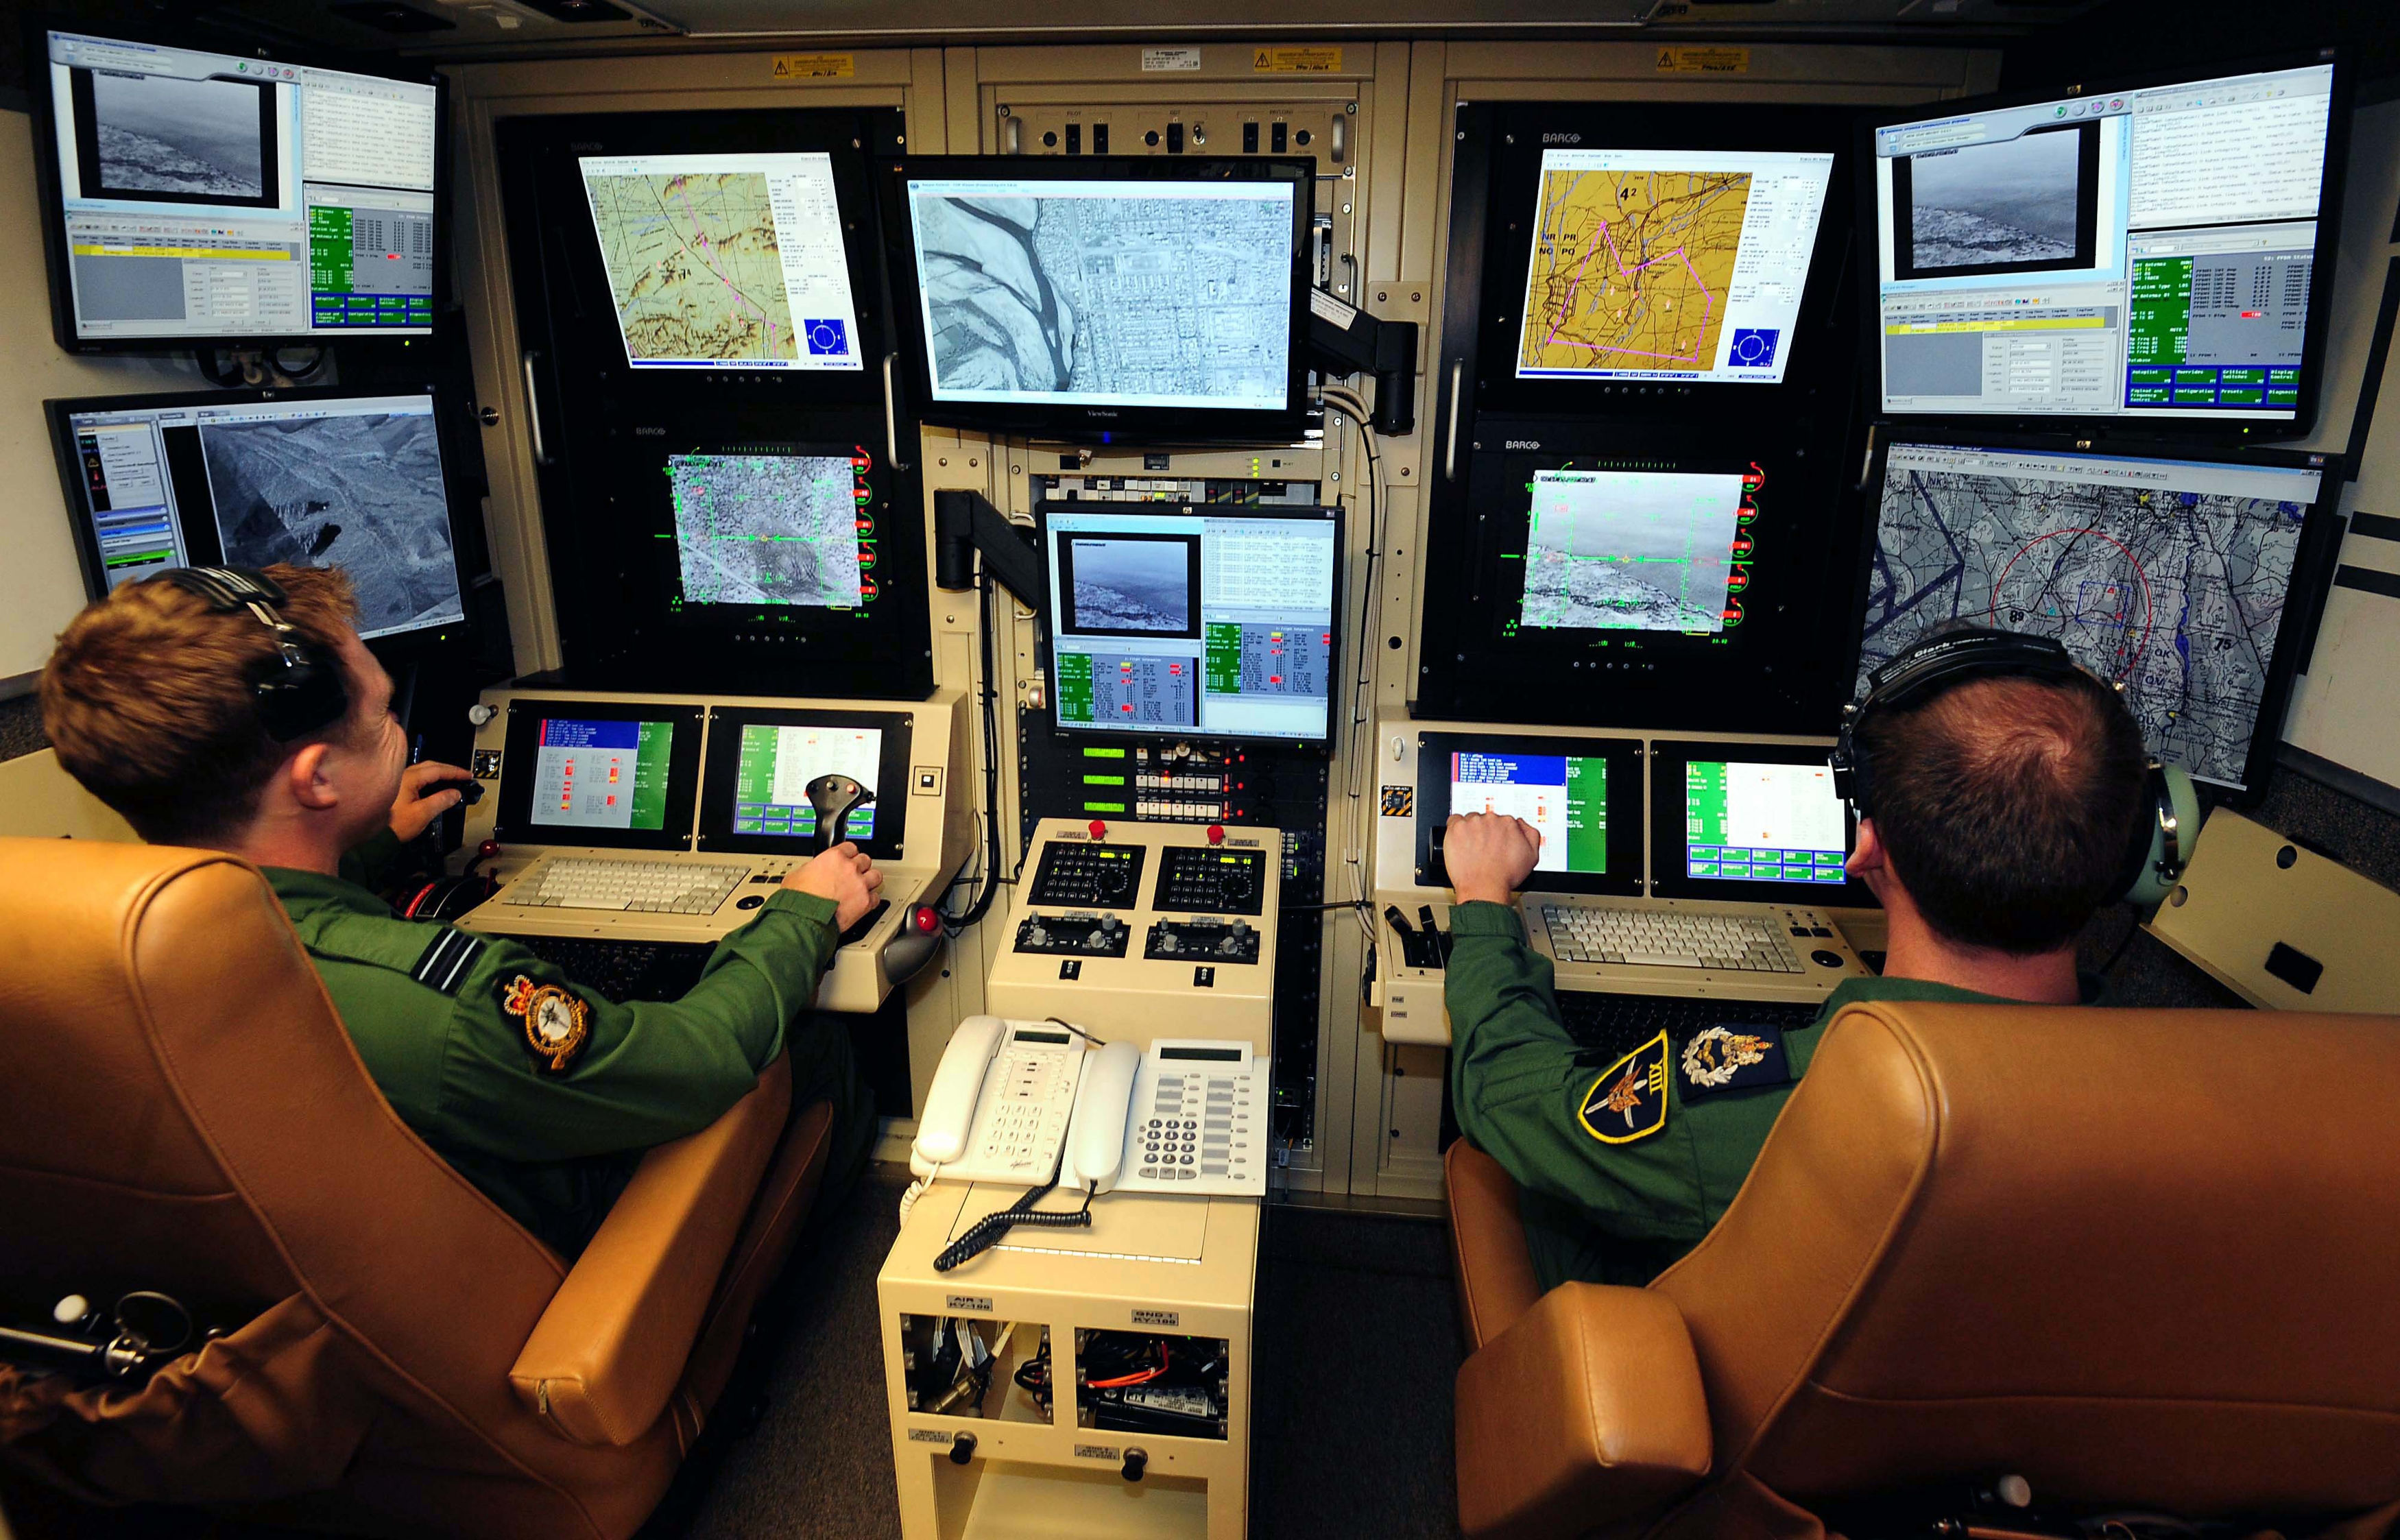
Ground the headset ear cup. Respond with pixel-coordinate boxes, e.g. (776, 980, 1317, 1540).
(2122, 764, 2200, 914)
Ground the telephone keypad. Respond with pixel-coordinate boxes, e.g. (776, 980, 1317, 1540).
(967, 1046, 1075, 1179)
(1133, 1071, 1255, 1184)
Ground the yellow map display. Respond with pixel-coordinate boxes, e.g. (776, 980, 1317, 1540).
(1519, 169, 1753, 376)
(585, 171, 798, 363)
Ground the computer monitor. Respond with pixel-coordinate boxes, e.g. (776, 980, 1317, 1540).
(577, 152, 863, 373)
(48, 385, 472, 645)
(32, 22, 442, 350)
(660, 448, 867, 610)
(492, 699, 704, 850)
(1855, 434, 2339, 793)
(1864, 50, 2349, 431)
(1412, 733, 1644, 897)
(1038, 502, 1342, 744)
(697, 706, 915, 861)
(1647, 740, 1871, 906)
(880, 156, 1312, 442)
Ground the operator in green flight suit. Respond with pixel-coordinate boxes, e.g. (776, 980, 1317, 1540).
(42, 564, 879, 1258)
(1442, 653, 2151, 1292)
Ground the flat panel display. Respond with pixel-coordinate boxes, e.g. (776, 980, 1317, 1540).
(697, 707, 915, 860)
(1866, 53, 2348, 429)
(664, 450, 865, 609)
(578, 152, 862, 372)
(1647, 740, 1871, 906)
(1856, 435, 2338, 792)
(1039, 503, 1341, 744)
(35, 25, 440, 348)
(1413, 733, 1644, 898)
(493, 699, 704, 851)
(881, 156, 1312, 442)
(49, 385, 469, 644)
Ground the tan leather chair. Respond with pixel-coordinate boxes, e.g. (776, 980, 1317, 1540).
(0, 838, 841, 1539)
(1447, 999, 2400, 1540)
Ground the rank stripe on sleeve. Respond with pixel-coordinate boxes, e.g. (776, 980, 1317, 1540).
(411, 930, 487, 996)
(1577, 1030, 1670, 1145)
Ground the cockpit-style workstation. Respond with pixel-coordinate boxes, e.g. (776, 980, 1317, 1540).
(6, 8, 2399, 1540)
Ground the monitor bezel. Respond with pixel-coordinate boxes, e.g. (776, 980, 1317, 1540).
(1854, 46, 2353, 445)
(43, 381, 481, 655)
(27, 12, 450, 356)
(1847, 426, 2347, 802)
(1413, 732, 1646, 900)
(1646, 738, 1873, 907)
(1034, 499, 1346, 748)
(696, 706, 917, 861)
(492, 699, 706, 852)
(876, 154, 1316, 444)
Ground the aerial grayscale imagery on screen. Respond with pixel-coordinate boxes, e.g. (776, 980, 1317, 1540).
(1860, 468, 2308, 783)
(917, 194, 1289, 399)
(201, 414, 463, 638)
(668, 455, 862, 607)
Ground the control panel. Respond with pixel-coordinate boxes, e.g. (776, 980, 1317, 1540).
(987, 817, 1283, 1047)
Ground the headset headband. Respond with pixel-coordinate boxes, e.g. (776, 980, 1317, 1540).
(152, 566, 350, 743)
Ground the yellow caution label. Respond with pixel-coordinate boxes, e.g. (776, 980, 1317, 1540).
(771, 53, 854, 80)
(1253, 46, 1343, 73)
(72, 245, 289, 261)
(1654, 46, 1751, 74)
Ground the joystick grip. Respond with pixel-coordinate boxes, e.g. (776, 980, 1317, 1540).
(805, 773, 874, 854)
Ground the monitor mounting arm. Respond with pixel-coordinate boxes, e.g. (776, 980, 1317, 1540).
(933, 490, 1048, 621)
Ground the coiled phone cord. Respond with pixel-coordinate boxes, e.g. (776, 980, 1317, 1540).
(935, 1171, 1094, 1272)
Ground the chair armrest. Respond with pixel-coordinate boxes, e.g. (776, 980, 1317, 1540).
(509, 1056, 792, 1446)
(1455, 1282, 1712, 1540)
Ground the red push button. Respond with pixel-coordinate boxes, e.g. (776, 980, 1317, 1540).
(1206, 824, 1225, 846)
(1087, 819, 1108, 841)
(911, 904, 942, 935)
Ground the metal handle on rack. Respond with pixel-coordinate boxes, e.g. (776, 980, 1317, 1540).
(1441, 359, 1464, 482)
(884, 353, 913, 472)
(520, 351, 551, 466)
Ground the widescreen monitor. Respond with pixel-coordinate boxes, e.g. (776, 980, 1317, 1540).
(882, 156, 1312, 442)
(1038, 502, 1341, 744)
(33, 22, 442, 349)
(1856, 435, 2338, 793)
(1864, 51, 2348, 430)
(49, 385, 470, 644)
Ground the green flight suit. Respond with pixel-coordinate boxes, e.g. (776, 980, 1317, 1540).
(1444, 900, 2007, 1292)
(263, 832, 873, 1258)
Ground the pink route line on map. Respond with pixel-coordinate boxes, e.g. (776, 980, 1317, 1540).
(670, 178, 780, 354)
(1539, 206, 1716, 364)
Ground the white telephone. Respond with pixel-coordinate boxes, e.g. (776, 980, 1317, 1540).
(910, 1018, 1268, 1199)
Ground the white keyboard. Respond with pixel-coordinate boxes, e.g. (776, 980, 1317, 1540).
(1536, 901, 1803, 974)
(520, 858, 749, 915)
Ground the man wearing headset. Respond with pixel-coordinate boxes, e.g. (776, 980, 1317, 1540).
(1441, 626, 2154, 1292)
(40, 564, 880, 1257)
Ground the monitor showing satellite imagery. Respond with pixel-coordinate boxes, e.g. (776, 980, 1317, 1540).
(1517, 468, 1747, 633)
(579, 152, 862, 371)
(1516, 148, 1834, 385)
(903, 173, 1297, 411)
(1858, 440, 2327, 787)
(56, 387, 466, 642)
(665, 453, 863, 608)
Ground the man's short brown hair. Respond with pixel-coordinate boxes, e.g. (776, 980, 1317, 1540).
(1857, 670, 2149, 954)
(41, 566, 363, 846)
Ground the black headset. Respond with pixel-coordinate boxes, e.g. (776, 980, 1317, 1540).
(152, 566, 351, 743)
(1830, 626, 2194, 910)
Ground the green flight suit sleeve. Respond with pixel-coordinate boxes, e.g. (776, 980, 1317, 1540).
(432, 889, 843, 1164)
(1444, 901, 1711, 1247)
(338, 828, 409, 893)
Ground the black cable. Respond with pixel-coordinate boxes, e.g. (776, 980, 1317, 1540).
(1042, 1016, 1108, 1048)
(935, 1181, 1094, 1273)
(942, 571, 1007, 932)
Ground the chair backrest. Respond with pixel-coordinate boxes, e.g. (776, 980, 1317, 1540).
(1653, 998, 2400, 1518)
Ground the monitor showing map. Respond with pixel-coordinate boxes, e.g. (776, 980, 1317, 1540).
(1856, 437, 2334, 790)
(579, 152, 863, 372)
(665, 451, 865, 609)
(1866, 54, 2347, 426)
(51, 385, 469, 644)
(1040, 502, 1341, 743)
(883, 156, 1312, 442)
(1515, 148, 1834, 385)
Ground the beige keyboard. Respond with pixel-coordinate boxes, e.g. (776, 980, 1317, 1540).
(1535, 900, 1802, 974)
(520, 858, 749, 915)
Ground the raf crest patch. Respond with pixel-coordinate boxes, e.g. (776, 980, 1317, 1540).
(499, 975, 591, 1074)
(1677, 1024, 1792, 1100)
(1578, 1031, 1669, 1144)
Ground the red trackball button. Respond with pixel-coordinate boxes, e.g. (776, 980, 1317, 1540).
(1088, 819, 1108, 840)
(912, 905, 941, 935)
(1207, 824, 1225, 845)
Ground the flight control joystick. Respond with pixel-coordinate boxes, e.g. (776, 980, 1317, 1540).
(806, 773, 874, 855)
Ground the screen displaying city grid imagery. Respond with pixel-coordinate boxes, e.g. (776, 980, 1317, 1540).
(729, 723, 881, 841)
(664, 453, 865, 610)
(1449, 750, 1610, 874)
(1511, 467, 1757, 634)
(1683, 760, 1848, 885)
(905, 176, 1296, 411)
(527, 718, 674, 832)
(1859, 441, 2324, 787)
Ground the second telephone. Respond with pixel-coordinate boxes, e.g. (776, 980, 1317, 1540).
(911, 1016, 1268, 1198)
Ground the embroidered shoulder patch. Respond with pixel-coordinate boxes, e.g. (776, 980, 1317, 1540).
(1578, 1031, 1669, 1144)
(499, 974, 591, 1074)
(1677, 1024, 1792, 1100)
(411, 929, 487, 996)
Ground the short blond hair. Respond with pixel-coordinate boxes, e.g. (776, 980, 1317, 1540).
(41, 566, 363, 845)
